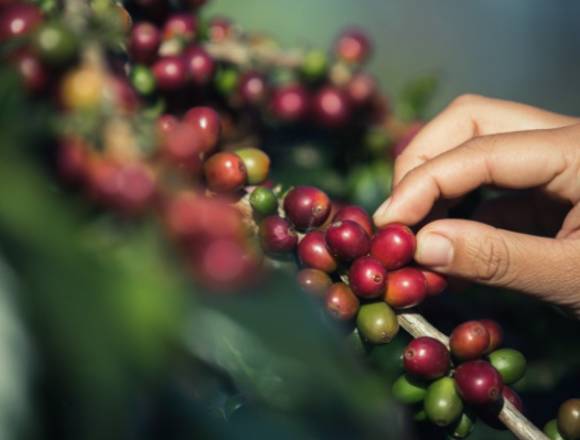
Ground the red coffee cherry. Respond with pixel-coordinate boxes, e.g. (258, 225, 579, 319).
(152, 56, 187, 91)
(161, 121, 204, 169)
(183, 106, 221, 154)
(478, 386, 524, 430)
(156, 114, 178, 138)
(325, 220, 370, 261)
(0, 3, 42, 42)
(203, 152, 247, 193)
(421, 270, 448, 296)
(454, 360, 503, 406)
(238, 71, 269, 106)
(325, 283, 359, 321)
(129, 21, 161, 64)
(480, 319, 504, 353)
(296, 269, 332, 298)
(57, 137, 89, 184)
(183, 46, 215, 86)
(259, 215, 297, 254)
(11, 49, 47, 93)
(349, 256, 386, 298)
(271, 84, 309, 122)
(283, 186, 331, 231)
(403, 337, 450, 380)
(370, 223, 416, 270)
(312, 86, 351, 128)
(112, 162, 157, 215)
(384, 267, 427, 309)
(333, 205, 373, 236)
(334, 27, 372, 64)
(162, 13, 197, 41)
(346, 72, 377, 107)
(297, 230, 337, 273)
(208, 16, 233, 42)
(449, 320, 490, 361)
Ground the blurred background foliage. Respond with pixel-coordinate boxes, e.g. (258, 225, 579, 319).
(0, 2, 580, 440)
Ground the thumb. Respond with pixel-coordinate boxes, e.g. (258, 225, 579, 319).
(414, 219, 580, 310)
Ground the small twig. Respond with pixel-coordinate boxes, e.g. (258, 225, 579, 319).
(397, 311, 548, 440)
(204, 40, 304, 69)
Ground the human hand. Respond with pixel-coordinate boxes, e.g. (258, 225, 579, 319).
(373, 94, 580, 316)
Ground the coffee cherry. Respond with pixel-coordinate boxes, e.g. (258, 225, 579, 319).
(349, 256, 386, 298)
(235, 148, 270, 185)
(0, 3, 42, 42)
(107, 76, 139, 114)
(11, 49, 47, 93)
(392, 374, 427, 405)
(370, 223, 416, 270)
(480, 319, 503, 353)
(335, 28, 371, 64)
(545, 419, 566, 440)
(249, 187, 278, 216)
(33, 21, 77, 65)
(130, 64, 156, 95)
(448, 411, 475, 439)
(424, 377, 463, 427)
(259, 215, 297, 254)
(333, 205, 373, 236)
(57, 137, 88, 184)
(129, 22, 161, 64)
(163, 13, 197, 41)
(384, 267, 427, 309)
(297, 230, 337, 273)
(60, 66, 104, 110)
(488, 348, 526, 385)
(325, 220, 370, 261)
(183, 46, 215, 85)
(113, 163, 157, 214)
(152, 56, 187, 91)
(478, 386, 523, 430)
(283, 186, 331, 230)
(421, 270, 447, 296)
(271, 84, 309, 122)
(300, 49, 328, 81)
(325, 283, 359, 321)
(558, 399, 580, 440)
(356, 302, 398, 344)
(161, 121, 204, 168)
(156, 114, 178, 138)
(449, 320, 490, 361)
(454, 360, 503, 405)
(403, 336, 450, 380)
(312, 86, 351, 128)
(204, 152, 247, 193)
(214, 66, 239, 96)
(183, 106, 221, 154)
(346, 72, 377, 107)
(238, 71, 268, 106)
(296, 268, 332, 298)
(208, 16, 233, 42)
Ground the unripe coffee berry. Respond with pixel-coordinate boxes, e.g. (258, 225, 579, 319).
(403, 336, 450, 380)
(392, 374, 427, 405)
(544, 419, 566, 440)
(297, 230, 337, 273)
(488, 348, 526, 385)
(283, 186, 331, 230)
(356, 302, 398, 344)
(259, 216, 297, 254)
(325, 220, 370, 261)
(249, 187, 278, 216)
(348, 256, 386, 298)
(203, 152, 247, 193)
(384, 267, 427, 309)
(454, 360, 503, 405)
(449, 320, 490, 361)
(235, 148, 270, 185)
(370, 223, 416, 270)
(424, 377, 463, 427)
(325, 283, 359, 321)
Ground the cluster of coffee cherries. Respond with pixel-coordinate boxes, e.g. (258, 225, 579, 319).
(392, 319, 527, 437)
(543, 399, 580, 440)
(257, 184, 445, 332)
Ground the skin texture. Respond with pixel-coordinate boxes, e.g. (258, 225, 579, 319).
(373, 94, 580, 317)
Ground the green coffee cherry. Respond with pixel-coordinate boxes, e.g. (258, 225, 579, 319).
(215, 67, 239, 96)
(488, 348, 526, 384)
(558, 399, 580, 440)
(356, 302, 398, 344)
(130, 65, 156, 95)
(250, 187, 278, 216)
(236, 148, 271, 185)
(301, 49, 328, 81)
(424, 377, 463, 427)
(33, 22, 78, 65)
(392, 374, 427, 405)
(449, 411, 475, 438)
(544, 419, 566, 440)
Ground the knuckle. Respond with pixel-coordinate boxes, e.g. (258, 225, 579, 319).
(449, 93, 483, 110)
(464, 232, 513, 284)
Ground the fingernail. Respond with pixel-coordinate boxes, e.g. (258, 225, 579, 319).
(416, 233, 453, 267)
(373, 197, 392, 222)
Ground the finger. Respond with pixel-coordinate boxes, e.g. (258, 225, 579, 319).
(414, 219, 580, 314)
(393, 94, 578, 186)
(374, 125, 578, 227)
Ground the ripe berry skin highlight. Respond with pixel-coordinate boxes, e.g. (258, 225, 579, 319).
(403, 336, 450, 380)
(348, 256, 386, 298)
(370, 223, 416, 270)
